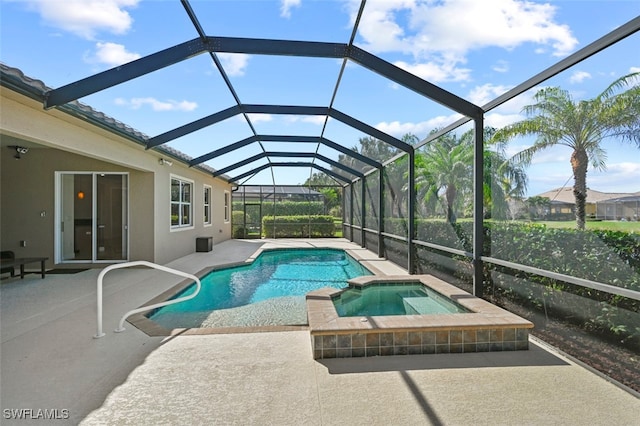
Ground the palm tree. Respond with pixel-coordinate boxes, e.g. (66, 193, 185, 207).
(415, 127, 527, 223)
(415, 132, 473, 223)
(483, 127, 529, 219)
(494, 72, 640, 229)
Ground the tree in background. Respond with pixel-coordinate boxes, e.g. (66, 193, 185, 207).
(337, 135, 417, 219)
(483, 127, 529, 219)
(303, 172, 342, 216)
(526, 196, 551, 220)
(415, 127, 527, 223)
(493, 72, 640, 229)
(415, 131, 473, 223)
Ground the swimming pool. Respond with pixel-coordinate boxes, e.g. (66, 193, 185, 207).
(148, 248, 371, 329)
(333, 283, 470, 316)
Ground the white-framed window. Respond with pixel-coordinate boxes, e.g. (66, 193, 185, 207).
(204, 185, 212, 225)
(224, 190, 230, 223)
(171, 175, 193, 229)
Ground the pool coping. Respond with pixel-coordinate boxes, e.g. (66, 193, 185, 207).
(128, 246, 379, 337)
(306, 275, 534, 359)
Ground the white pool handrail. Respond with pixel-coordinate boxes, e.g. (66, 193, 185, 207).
(94, 260, 201, 338)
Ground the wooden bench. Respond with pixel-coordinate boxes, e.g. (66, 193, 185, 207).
(0, 257, 48, 279)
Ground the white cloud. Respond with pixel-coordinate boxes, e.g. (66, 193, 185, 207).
(280, 0, 301, 18)
(630, 66, 640, 73)
(218, 53, 250, 77)
(530, 149, 570, 165)
(409, 0, 577, 56)
(569, 71, 591, 84)
(84, 42, 140, 67)
(502, 142, 531, 159)
(485, 112, 525, 130)
(353, 0, 578, 83)
(580, 162, 640, 193)
(528, 162, 640, 195)
(492, 60, 510, 73)
(394, 60, 471, 83)
(25, 0, 138, 40)
(467, 83, 513, 106)
(246, 114, 273, 123)
(285, 116, 327, 125)
(375, 113, 463, 139)
(114, 97, 197, 112)
(480, 85, 543, 113)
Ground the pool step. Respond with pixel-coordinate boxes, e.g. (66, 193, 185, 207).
(402, 297, 428, 315)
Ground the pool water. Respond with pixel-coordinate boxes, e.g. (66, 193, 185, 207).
(149, 249, 371, 328)
(333, 283, 470, 317)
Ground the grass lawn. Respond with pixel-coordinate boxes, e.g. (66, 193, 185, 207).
(534, 220, 640, 233)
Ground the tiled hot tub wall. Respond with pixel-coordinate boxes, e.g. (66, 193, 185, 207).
(311, 327, 530, 359)
(307, 275, 533, 360)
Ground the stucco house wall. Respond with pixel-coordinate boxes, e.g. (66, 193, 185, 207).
(1, 75, 232, 269)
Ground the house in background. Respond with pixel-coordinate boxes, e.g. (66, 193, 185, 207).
(596, 193, 640, 221)
(1, 64, 233, 271)
(533, 187, 638, 221)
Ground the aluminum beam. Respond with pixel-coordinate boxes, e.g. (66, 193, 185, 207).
(148, 103, 409, 157)
(361, 175, 366, 247)
(328, 109, 413, 153)
(189, 135, 260, 166)
(407, 150, 416, 273)
(229, 162, 351, 184)
(211, 153, 266, 177)
(472, 116, 485, 297)
(259, 152, 363, 178)
(320, 138, 381, 169)
(188, 134, 381, 168)
(44, 35, 484, 124)
(212, 151, 363, 178)
(45, 38, 208, 108)
(242, 104, 330, 116)
(378, 169, 384, 258)
(348, 46, 482, 119)
(146, 105, 241, 149)
(229, 163, 271, 182)
(208, 36, 348, 58)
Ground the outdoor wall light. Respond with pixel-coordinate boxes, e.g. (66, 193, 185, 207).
(158, 158, 173, 166)
(8, 145, 29, 159)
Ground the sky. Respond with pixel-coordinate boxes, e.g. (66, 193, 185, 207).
(1, 0, 639, 196)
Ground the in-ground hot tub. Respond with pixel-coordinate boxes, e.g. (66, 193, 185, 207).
(306, 275, 533, 359)
(333, 282, 471, 317)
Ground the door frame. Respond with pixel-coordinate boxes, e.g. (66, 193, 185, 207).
(54, 171, 130, 264)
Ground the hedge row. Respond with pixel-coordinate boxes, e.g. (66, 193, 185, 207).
(382, 218, 640, 290)
(233, 201, 325, 218)
(376, 219, 640, 347)
(261, 215, 336, 238)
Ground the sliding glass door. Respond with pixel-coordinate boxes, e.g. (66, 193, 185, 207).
(57, 172, 128, 263)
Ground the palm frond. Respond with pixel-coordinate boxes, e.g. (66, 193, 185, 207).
(598, 71, 640, 100)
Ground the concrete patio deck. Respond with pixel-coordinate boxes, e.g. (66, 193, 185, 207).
(1, 239, 638, 425)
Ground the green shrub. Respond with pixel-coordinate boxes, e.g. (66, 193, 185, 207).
(233, 226, 246, 239)
(231, 210, 246, 225)
(484, 221, 640, 291)
(261, 215, 335, 238)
